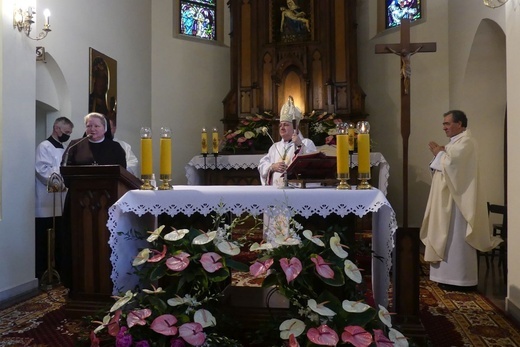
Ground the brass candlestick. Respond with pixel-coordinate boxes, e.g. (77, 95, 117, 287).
(140, 174, 155, 190)
(337, 172, 351, 190)
(158, 174, 173, 190)
(357, 172, 372, 190)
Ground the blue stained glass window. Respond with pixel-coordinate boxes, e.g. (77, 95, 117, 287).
(180, 0, 216, 40)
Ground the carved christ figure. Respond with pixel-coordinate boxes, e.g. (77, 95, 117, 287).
(387, 46, 423, 95)
(280, 0, 310, 32)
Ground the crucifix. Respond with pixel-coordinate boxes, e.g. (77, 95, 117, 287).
(375, 18, 436, 323)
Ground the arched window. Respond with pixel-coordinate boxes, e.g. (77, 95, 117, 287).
(179, 0, 217, 41)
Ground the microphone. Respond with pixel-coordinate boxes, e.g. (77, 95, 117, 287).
(61, 134, 92, 166)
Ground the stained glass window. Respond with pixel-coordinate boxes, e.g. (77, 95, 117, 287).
(180, 0, 217, 41)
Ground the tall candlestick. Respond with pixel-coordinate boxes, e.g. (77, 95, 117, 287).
(201, 128, 208, 154)
(336, 134, 349, 174)
(140, 127, 154, 190)
(356, 121, 371, 189)
(336, 124, 350, 189)
(347, 122, 356, 152)
(159, 127, 172, 190)
(212, 127, 219, 154)
(160, 127, 172, 177)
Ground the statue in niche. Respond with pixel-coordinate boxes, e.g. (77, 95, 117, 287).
(280, 0, 310, 33)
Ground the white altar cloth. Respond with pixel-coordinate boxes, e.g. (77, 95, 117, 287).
(107, 185, 397, 306)
(185, 152, 390, 195)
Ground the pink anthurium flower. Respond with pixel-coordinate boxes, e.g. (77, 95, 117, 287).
(280, 257, 303, 283)
(373, 329, 394, 347)
(310, 255, 335, 279)
(166, 252, 191, 271)
(179, 322, 206, 346)
(306, 324, 339, 346)
(289, 333, 300, 347)
(126, 308, 152, 328)
(107, 310, 121, 336)
(249, 259, 274, 277)
(341, 325, 373, 347)
(148, 245, 167, 263)
(150, 314, 178, 336)
(200, 252, 223, 273)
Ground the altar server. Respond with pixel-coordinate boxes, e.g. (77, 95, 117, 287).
(258, 96, 316, 187)
(420, 110, 502, 291)
(35, 117, 74, 281)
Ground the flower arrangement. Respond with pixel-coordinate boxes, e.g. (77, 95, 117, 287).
(307, 111, 343, 146)
(90, 208, 407, 347)
(222, 113, 274, 153)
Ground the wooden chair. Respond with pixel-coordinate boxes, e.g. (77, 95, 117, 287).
(487, 202, 507, 281)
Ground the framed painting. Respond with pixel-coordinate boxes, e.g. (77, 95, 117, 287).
(89, 48, 117, 122)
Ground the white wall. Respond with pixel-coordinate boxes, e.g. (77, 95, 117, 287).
(151, 1, 230, 185)
(0, 0, 151, 300)
(505, 0, 520, 321)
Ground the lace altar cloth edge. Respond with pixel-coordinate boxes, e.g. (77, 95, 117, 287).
(107, 185, 397, 307)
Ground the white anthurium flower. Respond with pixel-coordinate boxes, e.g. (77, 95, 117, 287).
(167, 296, 187, 307)
(342, 300, 371, 313)
(274, 235, 301, 246)
(378, 304, 393, 328)
(303, 230, 325, 247)
(279, 318, 306, 339)
(194, 309, 217, 328)
(93, 314, 112, 333)
(164, 228, 190, 241)
(344, 259, 363, 283)
(142, 284, 165, 294)
(389, 328, 409, 347)
(307, 299, 337, 317)
(132, 248, 150, 266)
(192, 231, 217, 245)
(110, 290, 135, 312)
(146, 225, 165, 242)
(217, 241, 241, 255)
(330, 232, 349, 259)
(249, 242, 274, 251)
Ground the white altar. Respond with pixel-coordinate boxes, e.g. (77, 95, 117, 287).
(108, 185, 396, 307)
(185, 152, 390, 195)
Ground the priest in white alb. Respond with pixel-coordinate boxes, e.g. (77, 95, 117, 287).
(420, 110, 502, 291)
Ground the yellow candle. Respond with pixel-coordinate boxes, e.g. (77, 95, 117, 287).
(201, 128, 208, 154)
(212, 128, 219, 154)
(160, 127, 172, 177)
(140, 137, 153, 177)
(347, 125, 356, 151)
(336, 134, 349, 174)
(357, 133, 370, 174)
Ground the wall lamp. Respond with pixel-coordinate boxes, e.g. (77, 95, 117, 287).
(483, 0, 508, 8)
(13, 7, 51, 41)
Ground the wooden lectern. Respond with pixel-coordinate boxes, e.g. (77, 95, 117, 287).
(60, 165, 142, 317)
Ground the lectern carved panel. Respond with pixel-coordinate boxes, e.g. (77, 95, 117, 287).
(223, 0, 365, 131)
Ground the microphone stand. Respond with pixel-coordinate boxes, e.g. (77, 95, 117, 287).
(62, 135, 92, 166)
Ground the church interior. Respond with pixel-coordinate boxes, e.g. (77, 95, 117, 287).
(1, 0, 520, 345)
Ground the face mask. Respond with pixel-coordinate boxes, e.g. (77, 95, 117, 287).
(58, 133, 70, 143)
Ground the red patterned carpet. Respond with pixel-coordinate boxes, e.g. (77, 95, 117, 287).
(419, 275, 520, 346)
(1, 277, 520, 346)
